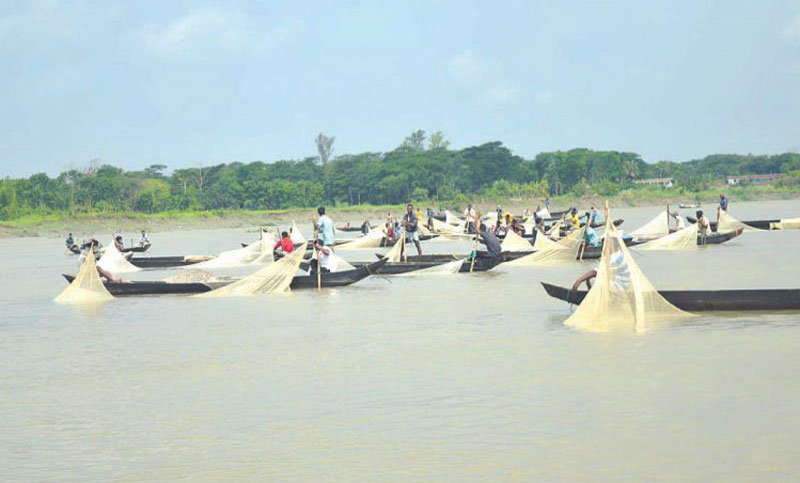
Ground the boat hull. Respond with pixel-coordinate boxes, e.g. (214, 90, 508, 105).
(541, 282, 800, 311)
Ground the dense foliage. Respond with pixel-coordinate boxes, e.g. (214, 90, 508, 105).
(1, 137, 799, 220)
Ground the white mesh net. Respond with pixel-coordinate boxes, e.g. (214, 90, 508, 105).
(717, 210, 761, 233)
(630, 209, 671, 241)
(96, 240, 141, 274)
(506, 228, 582, 267)
(635, 223, 699, 251)
(445, 210, 465, 225)
(565, 219, 692, 332)
(770, 217, 800, 230)
(430, 217, 469, 237)
(309, 249, 354, 272)
(191, 239, 272, 269)
(383, 233, 406, 262)
(500, 230, 533, 252)
(55, 248, 114, 304)
(532, 231, 562, 250)
(163, 270, 214, 283)
(195, 242, 309, 297)
(290, 221, 307, 244)
(336, 227, 386, 250)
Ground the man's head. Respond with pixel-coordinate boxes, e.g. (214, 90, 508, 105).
(317, 206, 326, 216)
(535, 216, 543, 225)
(571, 208, 578, 215)
(281, 231, 289, 238)
(406, 203, 413, 213)
(468, 203, 472, 209)
(141, 230, 145, 234)
(696, 210, 704, 218)
(720, 194, 725, 199)
(68, 232, 72, 236)
(314, 238, 324, 248)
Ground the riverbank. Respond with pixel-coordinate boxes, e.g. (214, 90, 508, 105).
(2, 186, 799, 238)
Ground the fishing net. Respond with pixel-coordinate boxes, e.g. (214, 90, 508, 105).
(537, 207, 551, 219)
(532, 231, 562, 250)
(309, 249, 354, 272)
(770, 217, 800, 230)
(630, 209, 670, 241)
(565, 220, 692, 332)
(336, 227, 386, 250)
(500, 230, 533, 252)
(163, 270, 214, 283)
(383, 233, 407, 262)
(396, 259, 463, 276)
(506, 228, 581, 267)
(635, 223, 699, 251)
(191, 239, 271, 269)
(195, 242, 309, 297)
(290, 221, 307, 244)
(97, 240, 141, 274)
(717, 210, 761, 233)
(55, 248, 114, 303)
(445, 210, 465, 226)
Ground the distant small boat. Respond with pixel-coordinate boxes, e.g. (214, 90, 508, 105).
(679, 203, 701, 209)
(121, 243, 151, 253)
(577, 228, 743, 259)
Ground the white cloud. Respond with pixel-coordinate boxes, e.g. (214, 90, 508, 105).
(783, 14, 800, 45)
(446, 50, 519, 103)
(140, 7, 305, 60)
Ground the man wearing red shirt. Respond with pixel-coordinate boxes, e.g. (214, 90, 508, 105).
(274, 231, 295, 255)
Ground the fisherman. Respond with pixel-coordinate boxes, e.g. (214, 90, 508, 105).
(311, 238, 337, 274)
(509, 217, 524, 236)
(590, 206, 598, 225)
(696, 210, 711, 235)
(360, 219, 372, 236)
(115, 235, 134, 260)
(534, 216, 546, 234)
(138, 230, 150, 246)
(383, 222, 396, 243)
(65, 233, 76, 250)
(496, 205, 503, 223)
(583, 213, 600, 247)
(273, 231, 294, 255)
(402, 203, 423, 255)
(719, 193, 729, 212)
(566, 208, 580, 230)
(670, 211, 686, 231)
(572, 249, 630, 292)
(312, 206, 336, 246)
(545, 198, 551, 211)
(79, 253, 120, 283)
(463, 203, 477, 233)
(478, 223, 502, 257)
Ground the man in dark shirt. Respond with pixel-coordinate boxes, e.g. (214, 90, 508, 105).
(478, 223, 502, 257)
(402, 203, 422, 255)
(719, 193, 729, 212)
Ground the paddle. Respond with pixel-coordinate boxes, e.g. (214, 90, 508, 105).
(469, 211, 482, 273)
(315, 241, 322, 291)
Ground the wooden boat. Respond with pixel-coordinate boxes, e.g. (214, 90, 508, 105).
(61, 259, 387, 296)
(686, 216, 779, 231)
(540, 282, 800, 311)
(577, 228, 744, 260)
(129, 255, 213, 268)
(67, 245, 81, 255)
(337, 226, 365, 232)
(353, 252, 503, 274)
(678, 203, 700, 209)
(121, 243, 151, 253)
(493, 219, 624, 240)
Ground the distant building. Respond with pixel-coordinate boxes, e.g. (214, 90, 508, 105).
(633, 177, 675, 188)
(726, 174, 783, 186)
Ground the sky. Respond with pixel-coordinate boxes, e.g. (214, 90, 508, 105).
(1, 0, 800, 177)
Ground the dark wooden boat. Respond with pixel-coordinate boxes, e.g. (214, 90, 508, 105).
(577, 228, 744, 260)
(541, 282, 800, 311)
(129, 255, 212, 268)
(61, 259, 386, 296)
(337, 226, 365, 232)
(494, 219, 624, 239)
(121, 243, 151, 253)
(353, 252, 502, 274)
(686, 216, 778, 231)
(67, 245, 81, 255)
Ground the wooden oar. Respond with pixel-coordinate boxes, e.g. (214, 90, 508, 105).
(469, 211, 482, 272)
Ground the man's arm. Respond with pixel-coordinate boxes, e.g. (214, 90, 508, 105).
(571, 269, 597, 292)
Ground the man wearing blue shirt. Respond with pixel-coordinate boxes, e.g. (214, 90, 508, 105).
(313, 206, 336, 246)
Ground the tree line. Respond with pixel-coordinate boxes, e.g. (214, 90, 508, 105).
(1, 130, 799, 220)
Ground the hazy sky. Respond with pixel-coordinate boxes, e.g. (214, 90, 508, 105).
(1, 0, 799, 177)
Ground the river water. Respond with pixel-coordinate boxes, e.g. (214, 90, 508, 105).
(2, 200, 800, 480)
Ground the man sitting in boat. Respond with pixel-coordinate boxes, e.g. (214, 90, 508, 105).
(383, 222, 396, 243)
(478, 223, 502, 258)
(402, 203, 423, 255)
(566, 208, 580, 230)
(311, 238, 337, 274)
(509, 217, 525, 236)
(138, 230, 150, 246)
(696, 210, 711, 235)
(583, 213, 600, 247)
(670, 211, 686, 232)
(65, 233, 77, 251)
(114, 235, 134, 260)
(273, 231, 294, 255)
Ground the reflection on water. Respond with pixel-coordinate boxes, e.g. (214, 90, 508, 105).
(1, 200, 800, 479)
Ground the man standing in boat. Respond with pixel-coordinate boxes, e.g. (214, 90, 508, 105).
(463, 203, 477, 233)
(402, 203, 423, 256)
(313, 206, 336, 246)
(719, 194, 729, 212)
